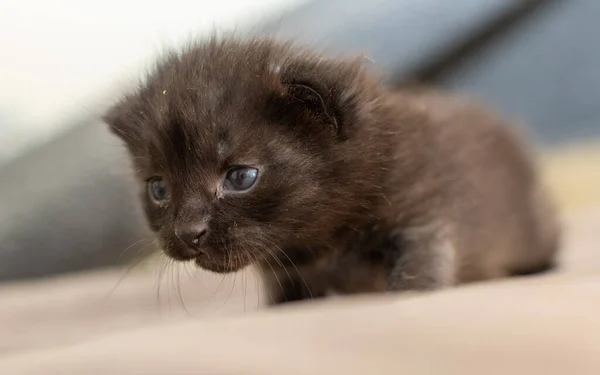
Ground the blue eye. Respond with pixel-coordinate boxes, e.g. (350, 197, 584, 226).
(148, 177, 167, 202)
(224, 166, 258, 191)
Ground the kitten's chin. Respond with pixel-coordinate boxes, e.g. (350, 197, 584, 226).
(194, 255, 248, 274)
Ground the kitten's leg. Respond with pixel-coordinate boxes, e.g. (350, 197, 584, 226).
(388, 224, 457, 291)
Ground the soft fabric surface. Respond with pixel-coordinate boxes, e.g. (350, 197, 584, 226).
(0, 206, 598, 373)
(2, 276, 599, 375)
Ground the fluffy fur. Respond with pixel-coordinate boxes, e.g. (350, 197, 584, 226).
(104, 37, 560, 304)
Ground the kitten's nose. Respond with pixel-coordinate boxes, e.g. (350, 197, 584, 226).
(175, 223, 208, 251)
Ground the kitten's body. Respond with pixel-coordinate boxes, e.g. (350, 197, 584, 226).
(105, 37, 559, 304)
(264, 90, 560, 302)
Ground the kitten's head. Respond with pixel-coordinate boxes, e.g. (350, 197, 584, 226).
(104, 37, 387, 273)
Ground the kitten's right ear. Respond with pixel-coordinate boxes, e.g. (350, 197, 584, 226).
(102, 98, 142, 145)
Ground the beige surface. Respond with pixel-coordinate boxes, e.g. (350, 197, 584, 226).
(0, 206, 598, 374)
(542, 141, 600, 213)
(1, 275, 600, 375)
(0, 260, 264, 355)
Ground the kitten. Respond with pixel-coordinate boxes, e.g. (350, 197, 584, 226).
(104, 37, 560, 304)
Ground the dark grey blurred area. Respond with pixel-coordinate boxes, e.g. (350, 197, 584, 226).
(263, 0, 599, 145)
(0, 122, 154, 282)
(1, 0, 598, 282)
(433, 0, 600, 145)
(261, 0, 531, 83)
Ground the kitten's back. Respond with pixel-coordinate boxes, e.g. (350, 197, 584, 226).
(384, 89, 560, 282)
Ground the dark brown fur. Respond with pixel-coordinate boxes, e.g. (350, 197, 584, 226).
(104, 37, 560, 304)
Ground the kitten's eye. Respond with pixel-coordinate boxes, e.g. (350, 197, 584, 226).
(224, 166, 258, 192)
(147, 177, 168, 202)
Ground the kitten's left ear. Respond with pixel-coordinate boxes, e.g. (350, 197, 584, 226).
(274, 57, 376, 140)
(283, 81, 341, 136)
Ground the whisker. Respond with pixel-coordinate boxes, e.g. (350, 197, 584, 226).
(255, 248, 284, 304)
(183, 261, 194, 279)
(117, 237, 153, 265)
(220, 262, 238, 310)
(241, 264, 248, 312)
(175, 262, 190, 316)
(204, 272, 227, 310)
(261, 245, 296, 298)
(155, 254, 170, 318)
(255, 265, 262, 308)
(103, 239, 158, 300)
(267, 240, 313, 300)
(166, 258, 174, 316)
(245, 251, 268, 308)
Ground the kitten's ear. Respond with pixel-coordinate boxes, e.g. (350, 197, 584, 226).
(102, 98, 142, 145)
(282, 81, 341, 136)
(275, 57, 375, 140)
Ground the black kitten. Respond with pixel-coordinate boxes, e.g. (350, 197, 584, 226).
(104, 37, 560, 304)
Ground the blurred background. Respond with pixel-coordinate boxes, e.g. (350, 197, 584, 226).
(0, 0, 599, 330)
